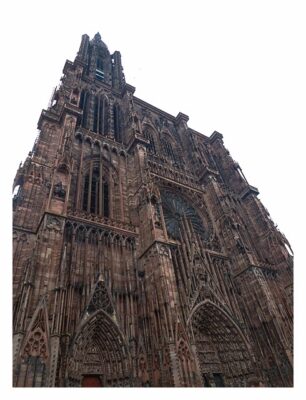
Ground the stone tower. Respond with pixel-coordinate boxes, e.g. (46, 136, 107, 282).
(12, 33, 293, 387)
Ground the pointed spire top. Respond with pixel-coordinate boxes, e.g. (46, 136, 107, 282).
(94, 32, 101, 42)
(92, 32, 109, 51)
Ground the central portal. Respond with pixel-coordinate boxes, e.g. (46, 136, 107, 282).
(67, 310, 132, 387)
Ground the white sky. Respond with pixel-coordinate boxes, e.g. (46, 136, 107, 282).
(1, 0, 305, 398)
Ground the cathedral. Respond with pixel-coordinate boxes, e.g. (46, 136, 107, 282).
(12, 33, 293, 387)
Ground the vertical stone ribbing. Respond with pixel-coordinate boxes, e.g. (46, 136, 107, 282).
(12, 33, 293, 388)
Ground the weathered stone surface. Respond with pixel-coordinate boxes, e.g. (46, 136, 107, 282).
(12, 33, 293, 387)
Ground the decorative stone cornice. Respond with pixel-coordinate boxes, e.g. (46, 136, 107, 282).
(240, 185, 259, 200)
(209, 130, 223, 144)
(175, 112, 189, 125)
(67, 210, 138, 236)
(122, 83, 136, 96)
(37, 109, 60, 129)
(126, 133, 150, 154)
(198, 165, 220, 184)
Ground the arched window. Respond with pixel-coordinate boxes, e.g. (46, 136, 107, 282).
(79, 90, 90, 129)
(96, 57, 104, 81)
(93, 97, 99, 133)
(64, 223, 73, 242)
(90, 168, 100, 214)
(161, 138, 175, 162)
(76, 226, 86, 243)
(13, 185, 21, 197)
(13, 185, 22, 211)
(82, 166, 109, 217)
(93, 96, 109, 135)
(113, 104, 122, 142)
(102, 98, 109, 135)
(103, 181, 109, 217)
(71, 89, 79, 105)
(144, 128, 156, 154)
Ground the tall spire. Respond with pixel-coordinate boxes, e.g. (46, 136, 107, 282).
(92, 32, 109, 50)
(75, 33, 125, 89)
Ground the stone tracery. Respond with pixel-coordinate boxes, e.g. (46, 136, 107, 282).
(13, 32, 293, 387)
(160, 190, 208, 241)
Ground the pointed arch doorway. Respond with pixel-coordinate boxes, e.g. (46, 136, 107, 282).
(188, 299, 256, 387)
(66, 310, 132, 387)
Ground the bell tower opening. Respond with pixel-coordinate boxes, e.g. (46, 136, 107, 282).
(96, 57, 105, 81)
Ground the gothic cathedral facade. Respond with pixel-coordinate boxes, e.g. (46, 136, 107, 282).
(12, 33, 293, 387)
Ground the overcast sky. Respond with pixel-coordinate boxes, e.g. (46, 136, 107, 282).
(2, 0, 305, 397)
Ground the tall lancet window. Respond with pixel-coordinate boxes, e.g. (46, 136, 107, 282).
(102, 97, 109, 135)
(103, 180, 109, 217)
(93, 97, 99, 133)
(79, 90, 90, 129)
(143, 128, 156, 154)
(93, 96, 109, 135)
(82, 166, 109, 217)
(113, 104, 122, 142)
(161, 138, 175, 162)
(96, 57, 105, 81)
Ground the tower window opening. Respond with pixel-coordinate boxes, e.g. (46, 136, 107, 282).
(93, 96, 109, 135)
(13, 185, 21, 197)
(100, 98, 109, 135)
(82, 168, 109, 217)
(13, 185, 22, 211)
(79, 90, 85, 109)
(96, 58, 104, 81)
(79, 90, 89, 129)
(71, 89, 79, 105)
(113, 104, 122, 142)
(144, 129, 156, 154)
(90, 169, 100, 214)
(103, 181, 109, 218)
(93, 98, 99, 133)
(284, 243, 294, 257)
(96, 69, 104, 81)
(82, 175, 90, 211)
